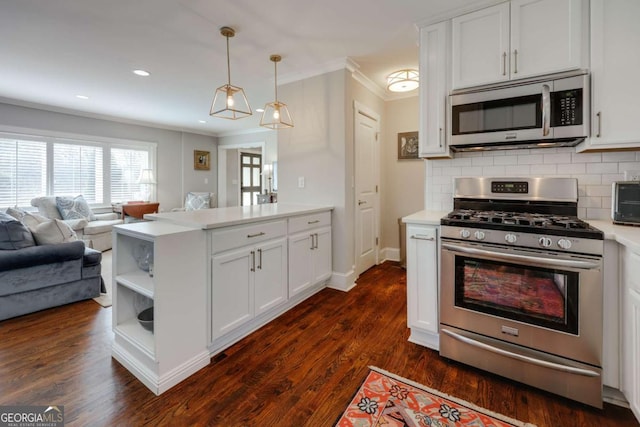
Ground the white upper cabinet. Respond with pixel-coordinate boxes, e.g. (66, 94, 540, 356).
(452, 3, 510, 89)
(452, 0, 586, 90)
(577, 0, 640, 151)
(419, 21, 452, 158)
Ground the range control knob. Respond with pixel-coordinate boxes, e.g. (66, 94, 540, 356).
(558, 238, 572, 250)
(460, 229, 471, 239)
(538, 237, 553, 248)
(505, 233, 517, 244)
(474, 231, 486, 240)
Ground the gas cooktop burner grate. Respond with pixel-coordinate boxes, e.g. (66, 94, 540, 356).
(443, 209, 601, 235)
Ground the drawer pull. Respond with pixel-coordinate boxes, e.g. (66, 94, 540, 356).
(307, 220, 320, 224)
(247, 232, 266, 238)
(411, 235, 435, 241)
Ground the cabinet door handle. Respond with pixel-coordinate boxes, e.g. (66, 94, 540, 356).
(250, 250, 255, 272)
(502, 52, 507, 76)
(257, 248, 262, 270)
(314, 233, 319, 249)
(247, 232, 266, 238)
(410, 235, 435, 241)
(310, 234, 315, 250)
(596, 112, 602, 138)
(439, 127, 443, 147)
(307, 220, 320, 224)
(513, 49, 518, 74)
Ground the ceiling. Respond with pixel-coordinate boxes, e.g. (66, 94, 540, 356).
(0, 0, 477, 137)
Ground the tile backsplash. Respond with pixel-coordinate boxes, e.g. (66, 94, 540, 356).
(425, 148, 640, 219)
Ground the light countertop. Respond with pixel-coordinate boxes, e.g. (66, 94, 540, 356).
(588, 219, 640, 253)
(402, 210, 448, 226)
(145, 203, 333, 230)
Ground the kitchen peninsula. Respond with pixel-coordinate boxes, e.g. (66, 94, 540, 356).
(111, 203, 333, 395)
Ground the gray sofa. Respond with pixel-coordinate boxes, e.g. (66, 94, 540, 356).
(0, 213, 102, 321)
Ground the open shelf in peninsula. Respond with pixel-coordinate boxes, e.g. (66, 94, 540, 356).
(111, 221, 209, 395)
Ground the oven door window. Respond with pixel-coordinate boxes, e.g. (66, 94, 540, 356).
(454, 256, 578, 334)
(452, 94, 542, 135)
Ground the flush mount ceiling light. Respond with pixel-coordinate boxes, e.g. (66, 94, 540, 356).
(386, 69, 419, 92)
(260, 55, 293, 129)
(133, 69, 150, 77)
(210, 26, 252, 120)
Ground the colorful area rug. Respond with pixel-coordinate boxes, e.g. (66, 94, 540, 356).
(335, 367, 536, 427)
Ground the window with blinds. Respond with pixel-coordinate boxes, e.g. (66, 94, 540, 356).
(110, 148, 149, 203)
(53, 143, 104, 203)
(0, 133, 155, 208)
(0, 139, 47, 207)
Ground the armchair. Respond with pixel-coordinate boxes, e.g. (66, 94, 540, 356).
(31, 196, 123, 251)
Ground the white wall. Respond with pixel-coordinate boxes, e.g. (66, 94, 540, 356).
(381, 96, 424, 256)
(278, 69, 386, 288)
(425, 148, 640, 219)
(0, 102, 217, 211)
(278, 70, 351, 280)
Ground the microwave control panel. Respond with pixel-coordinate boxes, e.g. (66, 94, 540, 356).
(552, 89, 583, 127)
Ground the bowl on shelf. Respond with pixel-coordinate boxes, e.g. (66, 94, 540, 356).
(137, 307, 154, 332)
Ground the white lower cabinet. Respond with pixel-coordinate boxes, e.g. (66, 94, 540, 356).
(210, 221, 287, 340)
(289, 227, 331, 297)
(288, 212, 332, 297)
(621, 246, 640, 420)
(405, 223, 439, 350)
(112, 222, 209, 395)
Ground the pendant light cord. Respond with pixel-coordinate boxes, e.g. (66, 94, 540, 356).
(274, 60, 278, 102)
(226, 35, 231, 86)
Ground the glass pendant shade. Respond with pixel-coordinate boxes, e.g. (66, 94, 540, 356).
(211, 84, 251, 119)
(260, 101, 293, 129)
(210, 27, 252, 120)
(260, 55, 293, 129)
(386, 69, 419, 92)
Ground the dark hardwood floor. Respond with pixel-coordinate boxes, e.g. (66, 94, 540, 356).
(0, 261, 637, 426)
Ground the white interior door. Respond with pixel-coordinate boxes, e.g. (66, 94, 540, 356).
(354, 103, 379, 277)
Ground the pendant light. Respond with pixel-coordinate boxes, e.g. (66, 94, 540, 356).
(260, 55, 293, 129)
(210, 26, 252, 119)
(386, 69, 419, 92)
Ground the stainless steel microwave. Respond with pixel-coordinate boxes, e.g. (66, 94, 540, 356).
(612, 181, 640, 225)
(449, 72, 590, 151)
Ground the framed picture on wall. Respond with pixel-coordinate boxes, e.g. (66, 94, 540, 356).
(398, 131, 419, 160)
(194, 150, 210, 170)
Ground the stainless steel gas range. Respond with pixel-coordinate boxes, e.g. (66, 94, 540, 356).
(439, 177, 604, 408)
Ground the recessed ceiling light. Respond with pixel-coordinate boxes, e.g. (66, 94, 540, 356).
(198, 120, 207, 124)
(256, 108, 265, 113)
(75, 95, 89, 99)
(133, 69, 150, 77)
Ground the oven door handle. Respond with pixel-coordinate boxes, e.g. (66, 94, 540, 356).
(441, 329, 600, 377)
(441, 242, 601, 270)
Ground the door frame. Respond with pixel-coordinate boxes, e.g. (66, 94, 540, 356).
(217, 141, 265, 207)
(353, 100, 381, 277)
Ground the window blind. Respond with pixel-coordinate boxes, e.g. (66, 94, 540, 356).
(110, 147, 149, 203)
(53, 143, 104, 203)
(0, 139, 47, 207)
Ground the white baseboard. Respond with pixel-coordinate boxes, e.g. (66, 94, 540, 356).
(380, 247, 400, 263)
(328, 269, 357, 292)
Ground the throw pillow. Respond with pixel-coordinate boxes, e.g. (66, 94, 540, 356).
(5, 206, 27, 221)
(185, 192, 211, 211)
(56, 195, 96, 221)
(31, 219, 78, 245)
(21, 212, 49, 230)
(0, 212, 36, 250)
